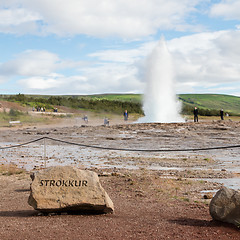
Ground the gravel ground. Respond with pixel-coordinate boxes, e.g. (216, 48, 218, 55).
(0, 120, 240, 239)
(0, 170, 239, 240)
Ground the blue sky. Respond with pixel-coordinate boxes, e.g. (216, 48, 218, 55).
(1, 0, 240, 96)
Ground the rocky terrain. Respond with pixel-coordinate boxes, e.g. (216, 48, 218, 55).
(0, 119, 240, 239)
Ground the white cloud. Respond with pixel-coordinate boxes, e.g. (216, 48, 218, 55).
(19, 76, 61, 90)
(88, 30, 240, 95)
(0, 49, 91, 94)
(91, 30, 240, 94)
(210, 0, 240, 20)
(0, 8, 40, 26)
(19, 75, 88, 91)
(0, 3, 42, 34)
(1, 0, 203, 38)
(0, 47, 142, 94)
(0, 50, 60, 76)
(88, 43, 155, 63)
(167, 30, 240, 91)
(2, 29, 240, 95)
(16, 60, 143, 94)
(0, 76, 7, 84)
(77, 63, 142, 94)
(0, 50, 87, 77)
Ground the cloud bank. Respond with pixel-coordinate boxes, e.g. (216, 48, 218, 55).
(210, 0, 240, 20)
(0, 0, 240, 95)
(1, 29, 240, 95)
(1, 0, 203, 38)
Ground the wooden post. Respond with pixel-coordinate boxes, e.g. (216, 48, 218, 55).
(44, 138, 47, 168)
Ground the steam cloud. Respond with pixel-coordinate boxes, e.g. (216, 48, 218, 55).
(138, 38, 183, 123)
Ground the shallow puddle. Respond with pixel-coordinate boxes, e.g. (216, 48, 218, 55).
(200, 178, 240, 190)
(0, 140, 240, 190)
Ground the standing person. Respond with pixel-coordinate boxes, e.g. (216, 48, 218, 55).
(220, 109, 224, 120)
(104, 117, 109, 126)
(123, 110, 128, 121)
(193, 107, 198, 122)
(83, 115, 88, 123)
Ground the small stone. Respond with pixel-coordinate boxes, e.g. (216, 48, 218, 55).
(111, 172, 125, 177)
(98, 172, 111, 177)
(203, 193, 213, 199)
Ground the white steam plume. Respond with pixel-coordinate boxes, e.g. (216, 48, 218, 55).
(138, 38, 183, 123)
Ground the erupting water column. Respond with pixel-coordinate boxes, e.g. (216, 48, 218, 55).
(138, 38, 183, 123)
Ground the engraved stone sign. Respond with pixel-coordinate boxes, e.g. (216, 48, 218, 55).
(28, 166, 114, 213)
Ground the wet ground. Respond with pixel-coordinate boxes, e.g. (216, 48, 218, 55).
(1, 120, 240, 239)
(1, 120, 240, 191)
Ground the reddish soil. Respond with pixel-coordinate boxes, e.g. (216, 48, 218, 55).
(0, 170, 239, 240)
(0, 100, 29, 112)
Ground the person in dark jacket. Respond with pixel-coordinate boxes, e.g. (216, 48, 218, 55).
(194, 107, 198, 122)
(220, 109, 224, 120)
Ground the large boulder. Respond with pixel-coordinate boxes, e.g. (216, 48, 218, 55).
(209, 187, 240, 226)
(28, 166, 114, 214)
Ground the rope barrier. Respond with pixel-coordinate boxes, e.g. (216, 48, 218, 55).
(45, 136, 240, 152)
(0, 137, 45, 150)
(0, 136, 240, 152)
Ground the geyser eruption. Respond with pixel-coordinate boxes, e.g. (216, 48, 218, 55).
(138, 38, 183, 123)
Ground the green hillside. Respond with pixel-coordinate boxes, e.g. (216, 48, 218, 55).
(81, 93, 240, 115)
(179, 94, 240, 115)
(1, 93, 240, 116)
(82, 94, 142, 103)
(90, 93, 240, 115)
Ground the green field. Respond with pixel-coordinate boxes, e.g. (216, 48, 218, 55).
(179, 94, 240, 115)
(19, 94, 142, 103)
(82, 93, 240, 115)
(1, 93, 240, 116)
(80, 94, 142, 103)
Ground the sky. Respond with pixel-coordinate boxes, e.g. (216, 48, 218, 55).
(1, 0, 240, 96)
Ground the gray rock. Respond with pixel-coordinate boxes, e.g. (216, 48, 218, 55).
(209, 187, 240, 226)
(28, 166, 114, 214)
(203, 193, 213, 199)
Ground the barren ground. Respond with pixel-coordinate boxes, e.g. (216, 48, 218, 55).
(0, 116, 240, 239)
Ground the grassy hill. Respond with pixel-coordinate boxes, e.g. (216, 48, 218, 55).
(81, 94, 142, 103)
(1, 93, 240, 116)
(178, 94, 240, 115)
(81, 93, 240, 115)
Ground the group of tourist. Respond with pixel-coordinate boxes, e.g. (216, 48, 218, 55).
(193, 107, 226, 122)
(33, 105, 227, 123)
(32, 106, 46, 112)
(81, 110, 129, 126)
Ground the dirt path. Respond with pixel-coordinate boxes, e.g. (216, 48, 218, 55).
(0, 171, 239, 240)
